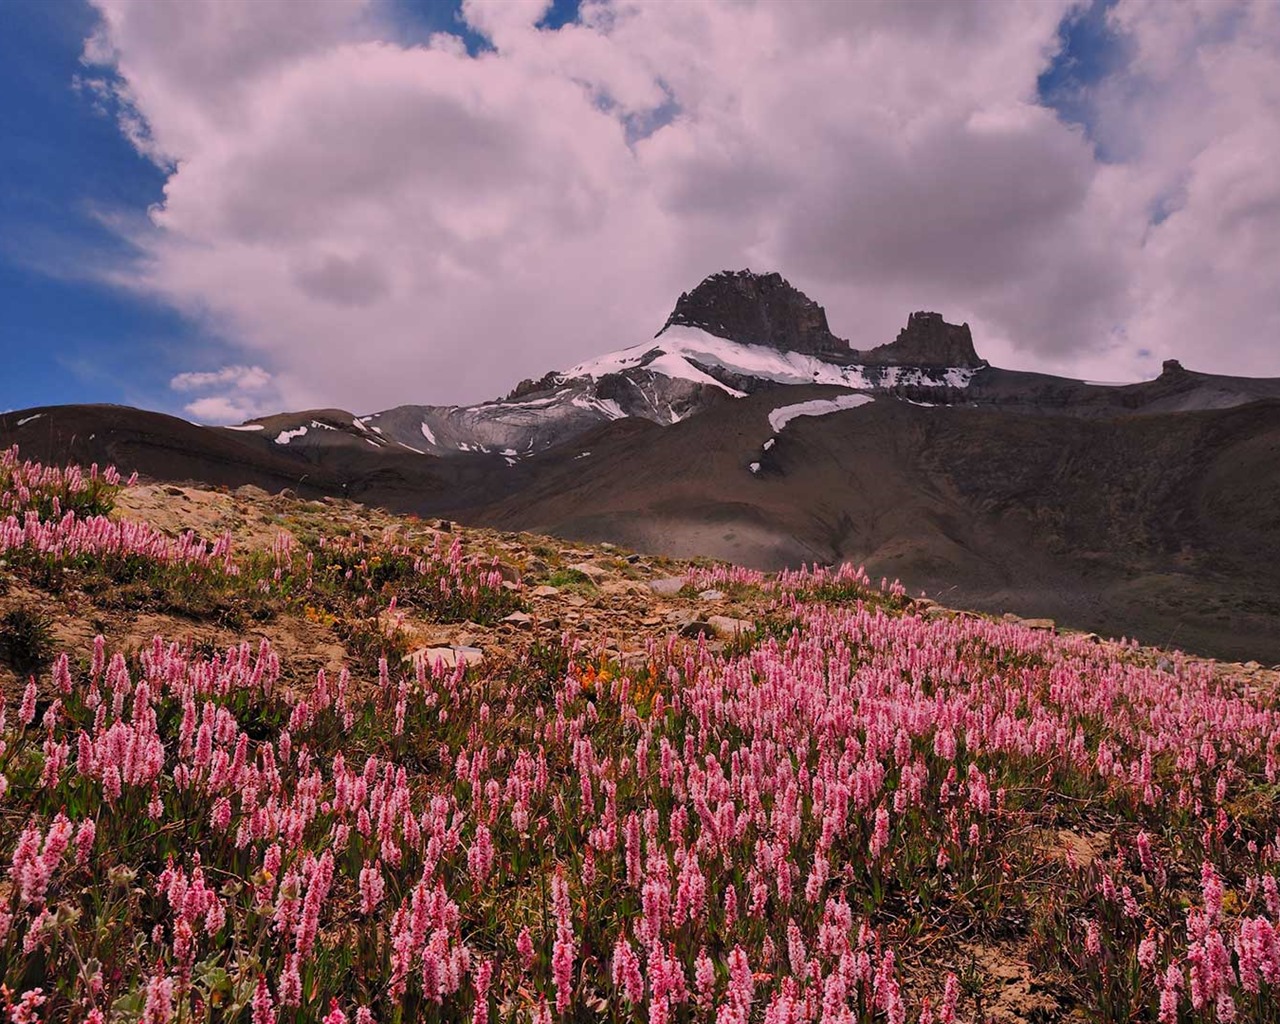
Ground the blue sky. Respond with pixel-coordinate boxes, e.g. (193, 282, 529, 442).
(0, 0, 175, 412)
(3, 0, 1272, 419)
(0, 0, 587, 416)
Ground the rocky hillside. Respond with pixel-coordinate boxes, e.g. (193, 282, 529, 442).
(6, 268, 1280, 662)
(2, 450, 1279, 1024)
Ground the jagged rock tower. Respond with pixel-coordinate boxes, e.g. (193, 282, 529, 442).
(657, 269, 849, 359)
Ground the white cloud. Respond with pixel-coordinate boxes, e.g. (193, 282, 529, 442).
(169, 364, 279, 423)
(170, 364, 273, 393)
(81, 0, 1280, 414)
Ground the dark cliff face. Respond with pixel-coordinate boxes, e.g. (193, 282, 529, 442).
(852, 311, 985, 368)
(657, 270, 848, 358)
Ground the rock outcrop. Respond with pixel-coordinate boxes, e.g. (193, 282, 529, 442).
(854, 311, 986, 368)
(657, 269, 848, 358)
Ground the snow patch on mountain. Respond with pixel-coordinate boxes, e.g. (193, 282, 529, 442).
(769, 394, 875, 432)
(274, 426, 308, 445)
(567, 326, 976, 392)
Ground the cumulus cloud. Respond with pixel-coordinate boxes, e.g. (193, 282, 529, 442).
(169, 364, 279, 423)
(81, 0, 1280, 412)
(170, 364, 273, 393)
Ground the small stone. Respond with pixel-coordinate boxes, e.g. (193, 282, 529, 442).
(649, 577, 686, 597)
(408, 645, 484, 670)
(698, 589, 725, 601)
(640, 616, 662, 626)
(164, 485, 185, 497)
(600, 542, 616, 551)
(436, 519, 452, 532)
(626, 553, 641, 564)
(502, 611, 533, 629)
(708, 615, 754, 637)
(531, 585, 560, 598)
(495, 562, 521, 584)
(568, 562, 608, 581)
(679, 621, 716, 639)
(1021, 618, 1055, 631)
(564, 594, 588, 608)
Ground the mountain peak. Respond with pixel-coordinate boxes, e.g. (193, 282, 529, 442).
(657, 269, 848, 358)
(854, 311, 986, 369)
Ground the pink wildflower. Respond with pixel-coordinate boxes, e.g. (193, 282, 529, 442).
(252, 977, 277, 1024)
(517, 926, 535, 972)
(322, 1001, 348, 1024)
(8, 989, 45, 1024)
(611, 934, 645, 1003)
(19, 677, 36, 726)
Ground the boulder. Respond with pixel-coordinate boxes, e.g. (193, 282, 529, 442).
(408, 645, 484, 671)
(708, 615, 754, 637)
(568, 562, 609, 581)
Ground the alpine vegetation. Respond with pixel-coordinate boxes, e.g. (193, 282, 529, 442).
(1, 446, 1278, 1022)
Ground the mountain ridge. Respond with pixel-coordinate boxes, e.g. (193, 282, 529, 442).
(5, 267, 1280, 660)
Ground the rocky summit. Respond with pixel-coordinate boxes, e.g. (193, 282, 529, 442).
(855, 310, 987, 368)
(658, 268, 848, 358)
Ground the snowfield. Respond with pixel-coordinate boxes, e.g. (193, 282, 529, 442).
(768, 393, 875, 432)
(567, 325, 977, 391)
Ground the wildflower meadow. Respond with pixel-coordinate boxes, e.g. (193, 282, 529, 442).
(1, 445, 1278, 1023)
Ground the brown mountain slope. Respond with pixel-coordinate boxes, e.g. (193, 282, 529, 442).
(469, 391, 1280, 661)
(5, 395, 1280, 661)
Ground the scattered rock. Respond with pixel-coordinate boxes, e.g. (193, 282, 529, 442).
(708, 615, 754, 637)
(531, 585, 560, 598)
(436, 519, 452, 532)
(234, 484, 270, 501)
(698, 589, 725, 601)
(649, 577, 686, 597)
(502, 611, 533, 630)
(568, 562, 609, 581)
(640, 616, 662, 626)
(408, 645, 484, 671)
(1021, 618, 1055, 631)
(495, 562, 521, 584)
(564, 594, 588, 608)
(679, 621, 716, 639)
(163, 485, 185, 497)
